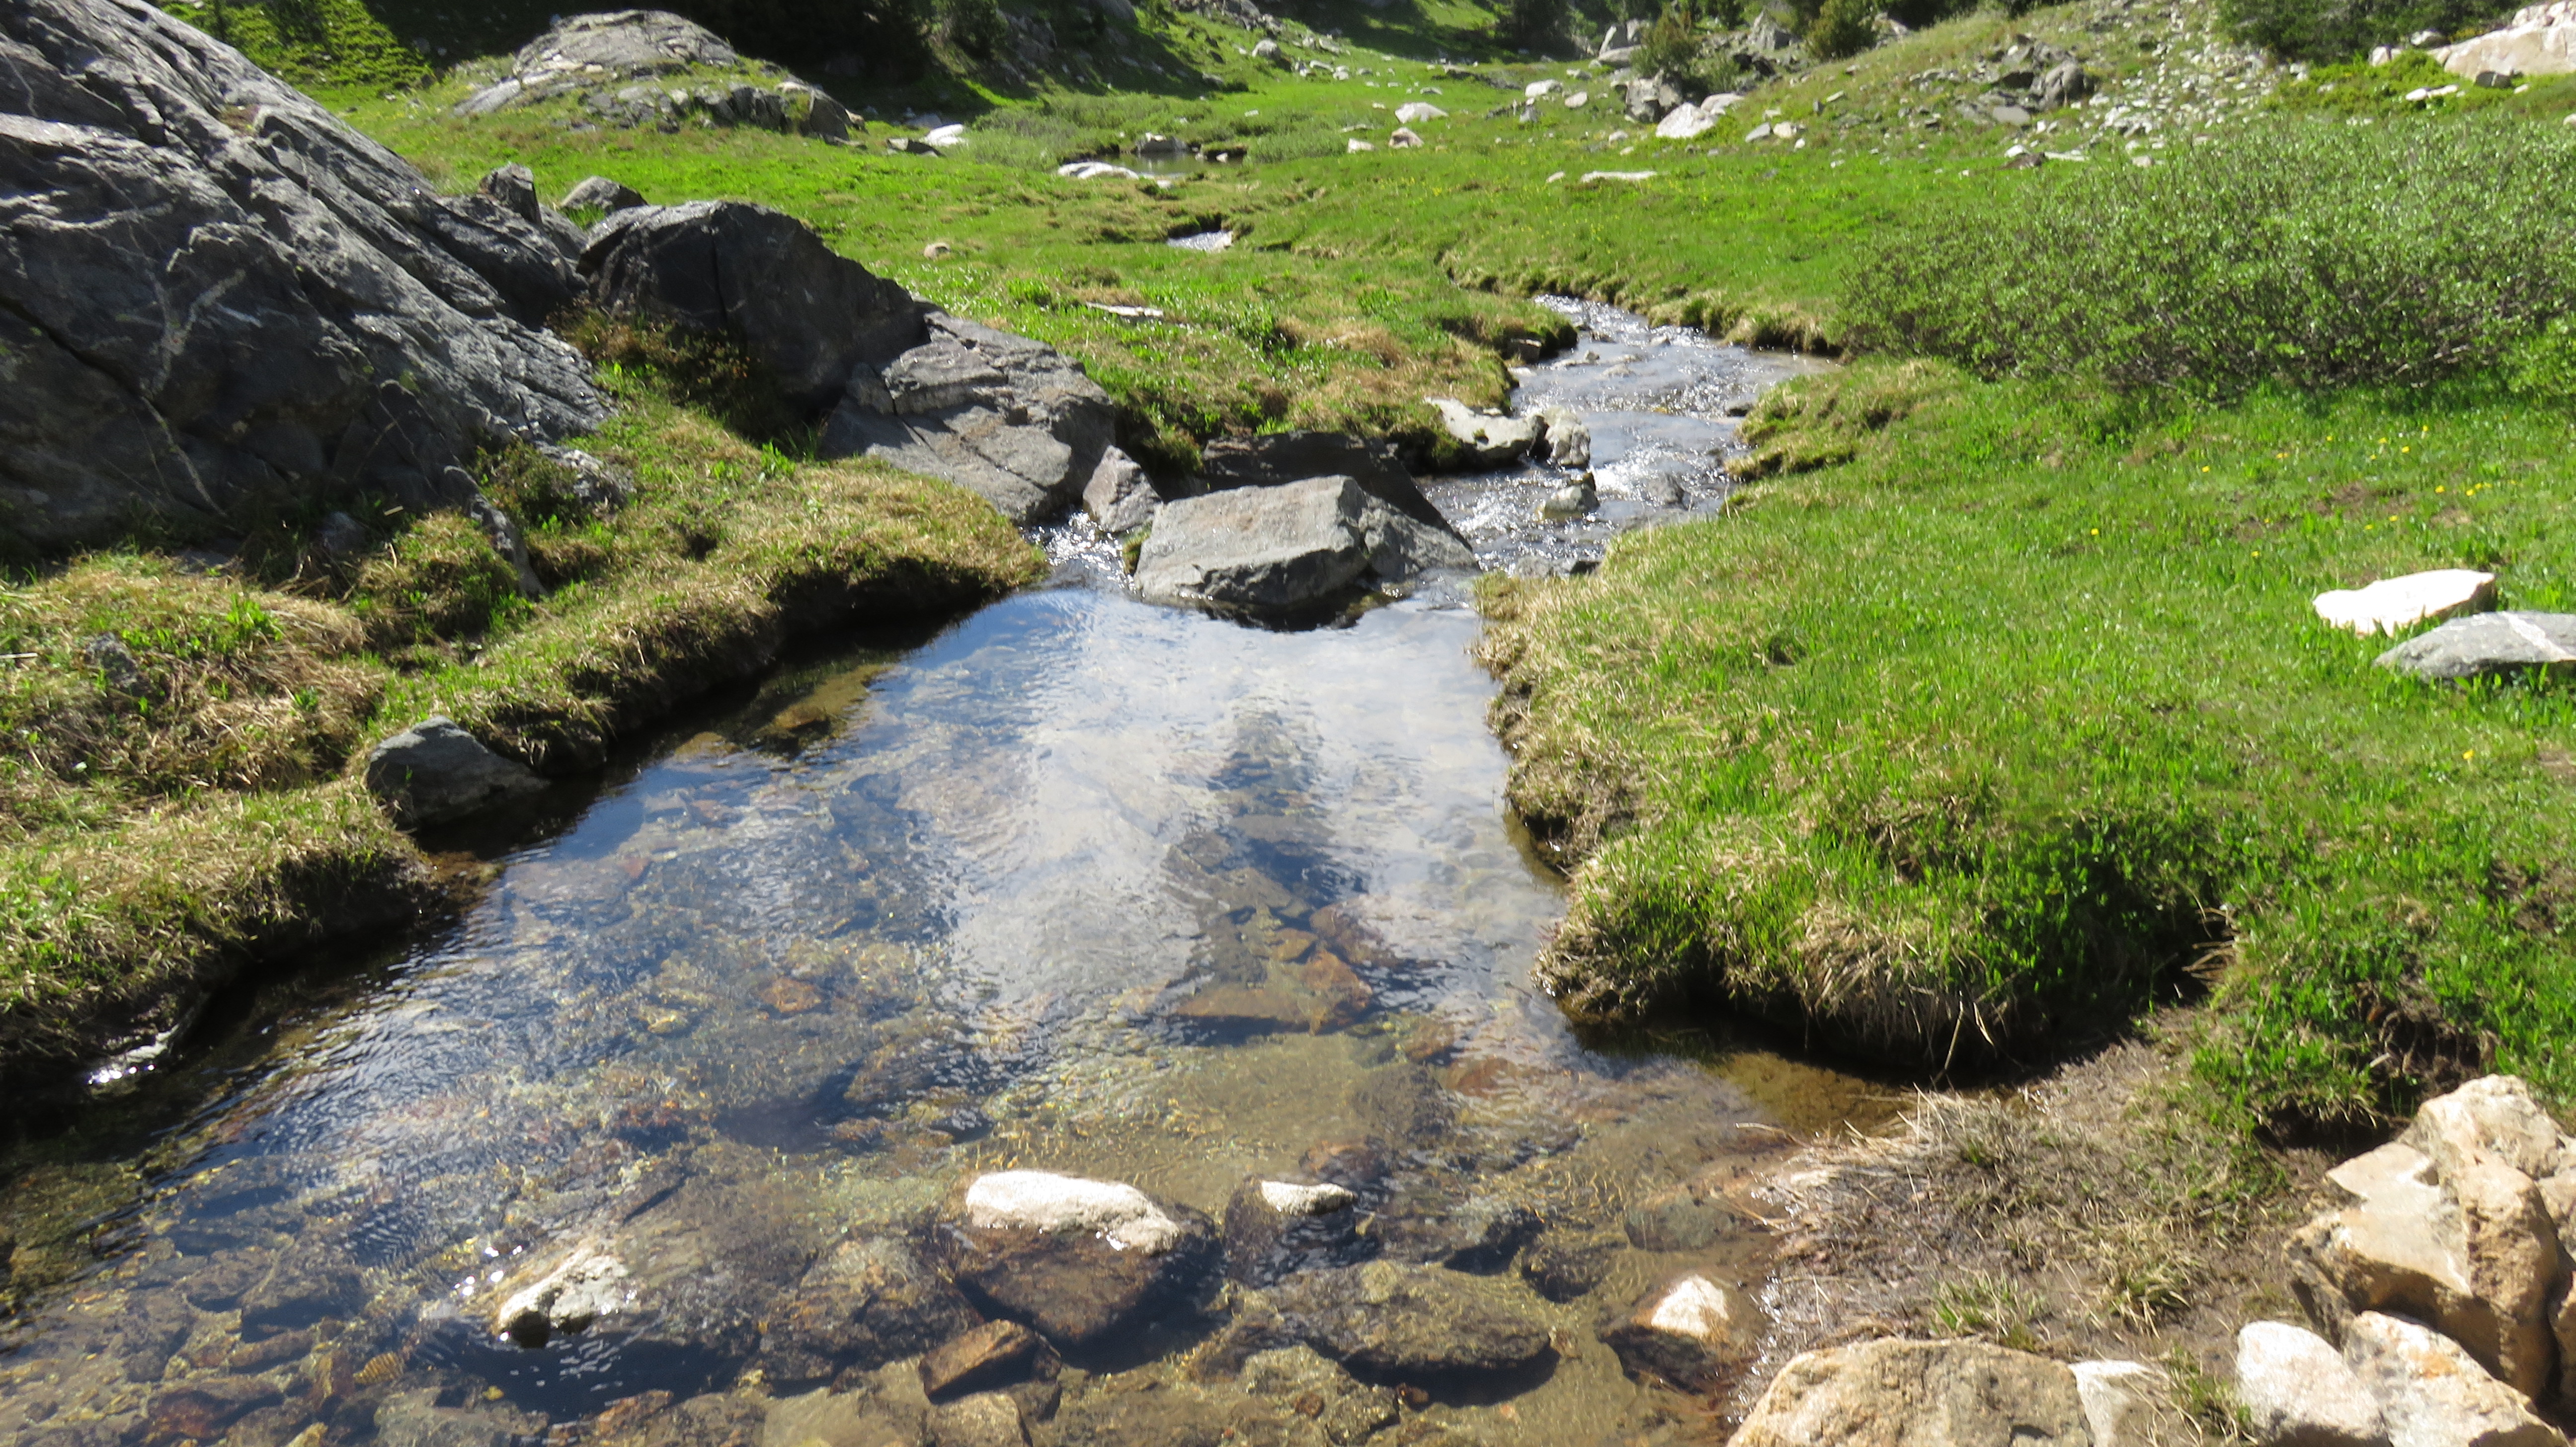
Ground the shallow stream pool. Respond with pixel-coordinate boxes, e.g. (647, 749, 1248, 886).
(0, 304, 1866, 1447)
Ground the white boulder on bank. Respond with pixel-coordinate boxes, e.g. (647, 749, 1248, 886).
(2238, 1322, 2387, 1447)
(2343, 1312, 2564, 1447)
(2436, 3, 2576, 77)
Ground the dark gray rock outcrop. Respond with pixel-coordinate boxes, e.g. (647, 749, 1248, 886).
(363, 717, 545, 828)
(580, 200, 1113, 523)
(1135, 476, 1473, 615)
(0, 0, 607, 553)
(1190, 430, 1453, 534)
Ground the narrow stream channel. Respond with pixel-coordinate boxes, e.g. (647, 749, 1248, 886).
(0, 302, 1862, 1447)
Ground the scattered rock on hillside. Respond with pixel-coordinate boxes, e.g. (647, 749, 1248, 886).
(2313, 569, 2496, 637)
(1192, 431, 1455, 534)
(1135, 477, 1473, 615)
(933, 1171, 1217, 1348)
(759, 1237, 980, 1388)
(1623, 76, 1683, 122)
(365, 718, 546, 827)
(1268, 1261, 1555, 1377)
(2037, 60, 2096, 109)
(562, 175, 648, 213)
(2342, 1312, 2564, 1447)
(823, 313, 1117, 524)
(1732, 1338, 2092, 1447)
(1601, 1273, 1764, 1389)
(0, 0, 605, 554)
(1395, 101, 1447, 123)
(2376, 612, 2576, 681)
(2435, 3, 2576, 79)
(2237, 1321, 2386, 1447)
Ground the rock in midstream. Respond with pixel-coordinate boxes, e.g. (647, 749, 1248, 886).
(933, 1171, 1218, 1348)
(1600, 1272, 1764, 1389)
(1223, 1178, 1369, 1286)
(758, 1236, 980, 1389)
(1135, 476, 1471, 615)
(1, 0, 605, 552)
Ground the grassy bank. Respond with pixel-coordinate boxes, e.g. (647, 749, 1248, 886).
(0, 356, 1041, 1081)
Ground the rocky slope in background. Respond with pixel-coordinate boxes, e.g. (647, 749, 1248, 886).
(0, 0, 607, 556)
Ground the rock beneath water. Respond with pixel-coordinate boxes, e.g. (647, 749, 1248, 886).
(364, 717, 545, 827)
(1223, 1178, 1368, 1286)
(1, 0, 606, 553)
(237, 1242, 366, 1339)
(935, 1171, 1218, 1348)
(2236, 1321, 2386, 1447)
(2314, 570, 2496, 637)
(1536, 405, 1593, 468)
(1083, 445, 1161, 534)
(928, 1391, 1028, 1447)
(2287, 1076, 2571, 1401)
(2342, 1312, 2562, 1447)
(760, 1236, 980, 1388)
(1239, 1345, 1400, 1445)
(1518, 1231, 1620, 1302)
(1269, 1261, 1555, 1378)
(1135, 477, 1473, 615)
(1732, 1338, 2093, 1447)
(582, 200, 921, 414)
(1426, 398, 1542, 466)
(563, 175, 648, 214)
(1191, 430, 1457, 535)
(823, 312, 1117, 524)
(1602, 1273, 1764, 1389)
(2376, 612, 2576, 681)
(494, 1246, 631, 1347)
(1381, 1195, 1540, 1273)
(1622, 1175, 1753, 1252)
(922, 1321, 1053, 1401)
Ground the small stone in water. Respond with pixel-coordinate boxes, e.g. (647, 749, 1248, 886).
(760, 976, 824, 1014)
(1541, 474, 1598, 520)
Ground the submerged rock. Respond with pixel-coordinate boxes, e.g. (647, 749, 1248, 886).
(921, 1320, 1054, 1401)
(1239, 1345, 1400, 1444)
(1, 0, 605, 553)
(1601, 1272, 1764, 1389)
(1223, 1178, 1369, 1286)
(1380, 1195, 1539, 1274)
(934, 1171, 1217, 1348)
(1518, 1231, 1620, 1302)
(1268, 1261, 1554, 1377)
(1134, 476, 1472, 615)
(1732, 1338, 2092, 1447)
(760, 1236, 979, 1388)
(364, 717, 545, 828)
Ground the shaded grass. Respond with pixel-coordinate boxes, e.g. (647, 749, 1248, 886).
(1482, 360, 2576, 1125)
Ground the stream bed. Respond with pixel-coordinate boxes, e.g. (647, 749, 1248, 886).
(0, 303, 1862, 1447)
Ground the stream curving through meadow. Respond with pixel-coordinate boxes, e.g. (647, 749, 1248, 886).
(0, 301, 1862, 1447)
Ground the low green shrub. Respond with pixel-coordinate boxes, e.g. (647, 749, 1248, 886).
(1844, 118, 2576, 401)
(1805, 0, 1879, 60)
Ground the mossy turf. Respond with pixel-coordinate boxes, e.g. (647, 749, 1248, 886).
(0, 359, 1039, 1079)
(1484, 362, 2576, 1126)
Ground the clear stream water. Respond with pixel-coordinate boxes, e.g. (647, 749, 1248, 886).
(0, 302, 1859, 1447)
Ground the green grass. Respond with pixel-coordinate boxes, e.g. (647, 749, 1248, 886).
(1483, 364, 2576, 1127)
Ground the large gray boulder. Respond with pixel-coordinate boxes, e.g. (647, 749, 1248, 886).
(822, 313, 1116, 524)
(0, 0, 606, 554)
(362, 717, 545, 828)
(455, 9, 737, 114)
(580, 200, 921, 413)
(1135, 476, 1473, 615)
(1191, 429, 1454, 535)
(1731, 1338, 2094, 1447)
(2378, 613, 2576, 681)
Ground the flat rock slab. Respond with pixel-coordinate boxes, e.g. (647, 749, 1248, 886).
(2315, 569, 2496, 636)
(1192, 429, 1455, 534)
(1268, 1261, 1554, 1377)
(1135, 476, 1472, 616)
(2377, 612, 2576, 680)
(934, 1171, 1216, 1349)
(1731, 1338, 2094, 1447)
